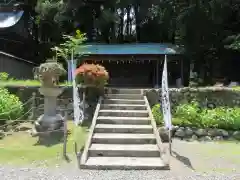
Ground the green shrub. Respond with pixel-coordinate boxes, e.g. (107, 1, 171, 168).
(152, 100, 240, 130)
(202, 107, 240, 130)
(152, 104, 184, 126)
(0, 72, 9, 81)
(152, 104, 163, 125)
(174, 101, 202, 127)
(0, 88, 23, 122)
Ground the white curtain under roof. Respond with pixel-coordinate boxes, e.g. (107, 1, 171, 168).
(0, 11, 24, 28)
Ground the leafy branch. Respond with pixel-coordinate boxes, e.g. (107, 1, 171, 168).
(225, 34, 240, 51)
(228, 35, 240, 51)
(51, 30, 87, 61)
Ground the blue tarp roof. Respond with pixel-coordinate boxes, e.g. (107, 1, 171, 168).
(77, 43, 183, 55)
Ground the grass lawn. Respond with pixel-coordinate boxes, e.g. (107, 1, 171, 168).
(233, 86, 240, 90)
(0, 80, 72, 87)
(0, 121, 88, 166)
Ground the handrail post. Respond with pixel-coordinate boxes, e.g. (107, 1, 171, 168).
(30, 92, 36, 121)
(144, 96, 170, 169)
(63, 110, 68, 160)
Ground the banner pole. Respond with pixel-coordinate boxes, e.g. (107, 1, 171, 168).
(169, 128, 172, 155)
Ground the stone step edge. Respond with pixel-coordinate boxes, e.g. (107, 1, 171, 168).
(101, 104, 146, 107)
(80, 157, 169, 170)
(95, 124, 152, 128)
(97, 116, 151, 120)
(104, 99, 145, 101)
(92, 133, 155, 139)
(105, 94, 143, 96)
(89, 144, 158, 151)
(99, 109, 148, 113)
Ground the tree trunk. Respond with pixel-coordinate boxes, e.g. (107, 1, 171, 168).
(134, 3, 140, 42)
(119, 8, 124, 42)
(126, 6, 131, 36)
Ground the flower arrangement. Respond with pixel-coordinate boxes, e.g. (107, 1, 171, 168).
(75, 63, 109, 88)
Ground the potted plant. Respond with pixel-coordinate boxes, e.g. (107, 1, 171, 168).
(35, 59, 66, 87)
(75, 63, 109, 88)
(75, 63, 109, 116)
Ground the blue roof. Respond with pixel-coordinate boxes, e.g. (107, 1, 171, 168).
(77, 43, 183, 55)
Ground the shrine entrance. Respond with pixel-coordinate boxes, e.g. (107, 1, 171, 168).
(78, 44, 186, 88)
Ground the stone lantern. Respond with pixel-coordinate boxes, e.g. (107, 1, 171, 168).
(32, 59, 66, 137)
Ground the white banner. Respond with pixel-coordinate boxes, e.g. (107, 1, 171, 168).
(161, 55, 172, 130)
(71, 51, 84, 125)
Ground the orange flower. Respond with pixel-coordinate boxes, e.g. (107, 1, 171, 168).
(75, 62, 109, 86)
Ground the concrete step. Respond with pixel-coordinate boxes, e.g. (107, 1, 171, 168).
(98, 110, 149, 117)
(101, 104, 147, 110)
(89, 144, 159, 157)
(103, 99, 145, 105)
(81, 157, 168, 170)
(106, 88, 142, 95)
(105, 94, 143, 100)
(95, 124, 153, 133)
(97, 116, 150, 125)
(92, 133, 156, 144)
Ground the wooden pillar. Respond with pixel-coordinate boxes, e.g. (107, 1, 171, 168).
(181, 58, 184, 86)
(156, 58, 160, 88)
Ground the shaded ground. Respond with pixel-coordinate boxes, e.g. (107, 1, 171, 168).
(169, 139, 240, 174)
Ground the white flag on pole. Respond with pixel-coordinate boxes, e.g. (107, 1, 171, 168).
(71, 50, 84, 125)
(161, 55, 172, 130)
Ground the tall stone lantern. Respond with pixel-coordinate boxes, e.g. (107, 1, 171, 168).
(33, 60, 66, 136)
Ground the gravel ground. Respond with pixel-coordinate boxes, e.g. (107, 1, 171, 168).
(0, 165, 239, 180)
(0, 139, 239, 180)
(171, 139, 240, 173)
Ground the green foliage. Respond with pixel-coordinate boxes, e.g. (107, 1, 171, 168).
(0, 72, 9, 81)
(38, 61, 66, 76)
(152, 104, 182, 126)
(0, 88, 23, 121)
(34, 61, 66, 87)
(152, 104, 163, 125)
(52, 30, 87, 61)
(225, 34, 240, 51)
(201, 108, 240, 130)
(35, 0, 64, 19)
(152, 101, 240, 130)
(175, 101, 203, 127)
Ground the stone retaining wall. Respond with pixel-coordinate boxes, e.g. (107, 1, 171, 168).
(159, 126, 240, 142)
(145, 87, 240, 109)
(4, 86, 240, 121)
(5, 86, 101, 121)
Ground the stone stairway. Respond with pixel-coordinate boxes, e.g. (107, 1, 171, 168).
(80, 88, 169, 170)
